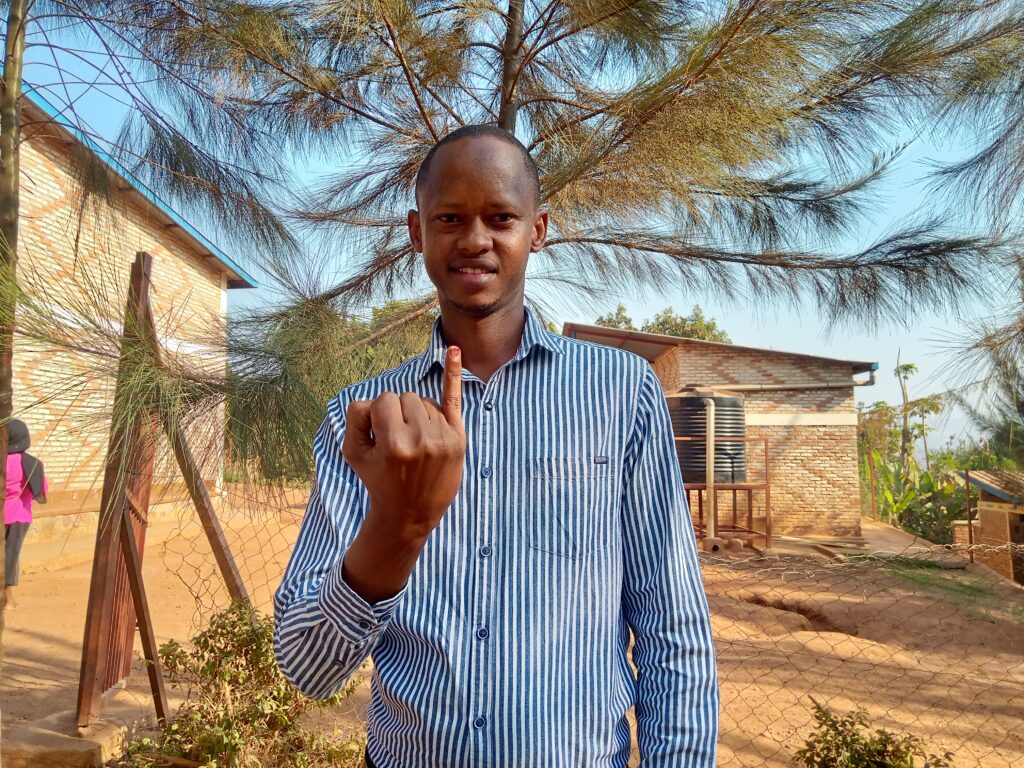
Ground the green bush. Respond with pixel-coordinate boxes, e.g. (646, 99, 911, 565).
(866, 451, 969, 545)
(794, 700, 954, 768)
(114, 602, 364, 768)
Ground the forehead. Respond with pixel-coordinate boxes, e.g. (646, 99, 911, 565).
(419, 136, 532, 207)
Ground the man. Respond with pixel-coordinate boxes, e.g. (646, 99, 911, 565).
(274, 125, 718, 767)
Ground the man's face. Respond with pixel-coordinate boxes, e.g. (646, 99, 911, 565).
(408, 136, 548, 318)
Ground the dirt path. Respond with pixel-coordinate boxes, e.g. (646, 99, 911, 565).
(3, 513, 1023, 766)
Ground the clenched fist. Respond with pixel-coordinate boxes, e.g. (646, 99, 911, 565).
(341, 346, 467, 603)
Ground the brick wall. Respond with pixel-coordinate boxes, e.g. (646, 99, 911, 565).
(653, 344, 865, 537)
(12, 119, 229, 540)
(951, 519, 979, 548)
(651, 350, 682, 393)
(975, 500, 1015, 582)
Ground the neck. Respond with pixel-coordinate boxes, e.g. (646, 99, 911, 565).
(439, 301, 526, 383)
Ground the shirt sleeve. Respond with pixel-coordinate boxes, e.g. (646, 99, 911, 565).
(620, 366, 719, 766)
(274, 390, 407, 699)
(24, 455, 45, 500)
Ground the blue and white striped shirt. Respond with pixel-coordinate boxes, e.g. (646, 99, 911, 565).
(274, 307, 718, 767)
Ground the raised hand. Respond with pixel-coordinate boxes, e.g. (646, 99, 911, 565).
(341, 346, 467, 602)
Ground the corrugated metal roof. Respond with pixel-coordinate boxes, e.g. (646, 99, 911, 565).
(20, 87, 257, 289)
(963, 470, 1024, 505)
(562, 322, 879, 373)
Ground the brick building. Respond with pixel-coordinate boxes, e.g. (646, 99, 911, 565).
(14, 91, 255, 542)
(562, 323, 877, 537)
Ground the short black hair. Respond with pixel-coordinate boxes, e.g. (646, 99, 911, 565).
(414, 125, 541, 207)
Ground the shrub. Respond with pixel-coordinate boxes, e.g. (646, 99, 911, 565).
(113, 601, 364, 768)
(866, 451, 969, 545)
(794, 699, 954, 768)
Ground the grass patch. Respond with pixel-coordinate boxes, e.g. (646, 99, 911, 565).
(887, 564, 994, 598)
(882, 560, 1024, 626)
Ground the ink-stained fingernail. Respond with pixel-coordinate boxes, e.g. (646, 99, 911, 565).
(450, 347, 460, 361)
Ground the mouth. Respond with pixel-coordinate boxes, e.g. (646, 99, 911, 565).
(449, 263, 497, 288)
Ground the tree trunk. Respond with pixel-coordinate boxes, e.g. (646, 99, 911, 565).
(498, 0, 525, 133)
(897, 374, 912, 475)
(899, 381, 911, 474)
(921, 415, 930, 472)
(0, 0, 29, 624)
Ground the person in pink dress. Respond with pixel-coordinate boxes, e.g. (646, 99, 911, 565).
(4, 419, 47, 610)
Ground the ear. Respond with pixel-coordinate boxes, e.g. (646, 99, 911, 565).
(530, 209, 549, 253)
(408, 209, 423, 253)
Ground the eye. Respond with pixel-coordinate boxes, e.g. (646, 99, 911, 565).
(437, 214, 460, 224)
(493, 213, 515, 223)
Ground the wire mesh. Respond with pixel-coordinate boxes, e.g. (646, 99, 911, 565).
(148, 481, 1024, 766)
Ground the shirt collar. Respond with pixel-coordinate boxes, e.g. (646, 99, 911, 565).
(414, 306, 562, 381)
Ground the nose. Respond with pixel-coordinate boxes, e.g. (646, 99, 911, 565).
(457, 217, 492, 255)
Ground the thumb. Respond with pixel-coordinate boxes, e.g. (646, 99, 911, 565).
(343, 400, 375, 458)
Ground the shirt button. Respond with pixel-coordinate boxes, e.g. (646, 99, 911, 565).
(480, 545, 492, 557)
(357, 620, 371, 630)
(474, 717, 486, 729)
(483, 401, 493, 411)
(476, 627, 489, 640)
(481, 466, 492, 478)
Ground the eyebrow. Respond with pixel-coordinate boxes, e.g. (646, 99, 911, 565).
(430, 197, 526, 211)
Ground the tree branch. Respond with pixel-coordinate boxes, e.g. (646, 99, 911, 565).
(377, 16, 440, 141)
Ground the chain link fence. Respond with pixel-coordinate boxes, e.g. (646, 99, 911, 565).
(145, 485, 1024, 767)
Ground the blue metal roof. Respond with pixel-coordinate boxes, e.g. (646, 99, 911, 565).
(22, 86, 257, 289)
(962, 470, 1024, 506)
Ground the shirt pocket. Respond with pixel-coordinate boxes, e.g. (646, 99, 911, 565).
(528, 456, 612, 560)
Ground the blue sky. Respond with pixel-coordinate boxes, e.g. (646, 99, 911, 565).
(233, 127, 1001, 450)
(222, 125, 1000, 451)
(538, 136, 1003, 448)
(551, 135, 1008, 449)
(20, 43, 1004, 452)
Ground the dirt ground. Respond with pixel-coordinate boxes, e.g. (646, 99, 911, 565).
(2, 508, 1023, 767)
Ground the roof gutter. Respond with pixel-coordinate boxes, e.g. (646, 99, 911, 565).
(672, 369, 876, 395)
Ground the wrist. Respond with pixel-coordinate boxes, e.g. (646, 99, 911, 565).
(362, 504, 434, 550)
(341, 512, 430, 604)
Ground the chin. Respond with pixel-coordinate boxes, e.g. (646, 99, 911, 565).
(442, 292, 512, 317)
(449, 298, 502, 317)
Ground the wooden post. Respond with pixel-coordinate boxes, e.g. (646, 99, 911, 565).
(78, 252, 250, 728)
(120, 505, 168, 723)
(867, 450, 878, 520)
(77, 253, 156, 727)
(965, 470, 975, 564)
(165, 416, 249, 604)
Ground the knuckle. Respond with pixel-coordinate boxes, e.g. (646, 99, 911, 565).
(383, 438, 415, 462)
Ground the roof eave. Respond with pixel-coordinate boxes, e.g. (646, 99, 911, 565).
(563, 321, 878, 373)
(962, 472, 1024, 505)
(20, 87, 258, 290)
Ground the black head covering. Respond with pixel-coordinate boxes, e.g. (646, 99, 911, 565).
(7, 419, 44, 499)
(8, 419, 30, 453)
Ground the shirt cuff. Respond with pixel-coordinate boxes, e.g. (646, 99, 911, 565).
(318, 554, 406, 645)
